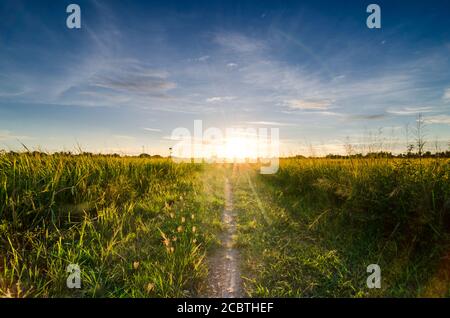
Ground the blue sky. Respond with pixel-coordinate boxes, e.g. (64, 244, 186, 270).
(0, 0, 449, 155)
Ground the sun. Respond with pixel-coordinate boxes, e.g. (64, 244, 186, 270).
(223, 136, 259, 161)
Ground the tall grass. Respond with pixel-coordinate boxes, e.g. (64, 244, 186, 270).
(234, 158, 449, 297)
(270, 158, 449, 246)
(0, 152, 218, 297)
(2, 153, 448, 297)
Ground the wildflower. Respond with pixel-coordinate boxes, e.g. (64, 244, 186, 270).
(169, 213, 175, 219)
(193, 239, 197, 244)
(133, 261, 140, 270)
(172, 236, 177, 242)
(163, 238, 170, 246)
(165, 200, 174, 209)
(177, 226, 183, 233)
(191, 214, 195, 220)
(146, 283, 155, 293)
(4, 288, 12, 298)
(181, 217, 186, 223)
(192, 226, 197, 233)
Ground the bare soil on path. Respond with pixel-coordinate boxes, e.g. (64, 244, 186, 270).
(206, 177, 242, 298)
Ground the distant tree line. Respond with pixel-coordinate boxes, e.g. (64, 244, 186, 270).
(324, 151, 450, 159)
(0, 150, 165, 159)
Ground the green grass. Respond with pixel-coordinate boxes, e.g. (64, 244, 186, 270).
(0, 153, 223, 297)
(1, 153, 449, 297)
(233, 158, 450, 297)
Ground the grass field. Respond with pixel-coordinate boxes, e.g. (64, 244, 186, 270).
(0, 153, 449, 297)
(234, 158, 450, 297)
(0, 153, 223, 297)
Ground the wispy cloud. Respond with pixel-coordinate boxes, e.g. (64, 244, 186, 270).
(244, 121, 294, 126)
(143, 127, 162, 132)
(189, 55, 210, 62)
(0, 130, 33, 141)
(112, 135, 135, 141)
(197, 55, 210, 62)
(349, 114, 386, 120)
(443, 88, 450, 101)
(92, 72, 176, 94)
(206, 96, 236, 103)
(55, 60, 178, 107)
(214, 33, 265, 53)
(0, 88, 29, 98)
(284, 99, 332, 110)
(425, 115, 450, 125)
(386, 106, 434, 115)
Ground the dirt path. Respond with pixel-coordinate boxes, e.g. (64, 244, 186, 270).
(206, 177, 242, 298)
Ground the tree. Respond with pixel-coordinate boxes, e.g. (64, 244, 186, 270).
(414, 113, 426, 157)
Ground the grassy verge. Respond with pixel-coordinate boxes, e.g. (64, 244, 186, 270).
(0, 153, 222, 297)
(233, 159, 450, 297)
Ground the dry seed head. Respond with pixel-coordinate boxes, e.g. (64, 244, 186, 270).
(181, 217, 186, 223)
(177, 226, 183, 233)
(146, 283, 155, 293)
(133, 261, 140, 270)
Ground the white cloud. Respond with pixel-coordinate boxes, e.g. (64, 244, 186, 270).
(425, 115, 450, 125)
(244, 121, 294, 126)
(143, 128, 162, 132)
(188, 55, 210, 63)
(206, 96, 236, 103)
(112, 135, 135, 141)
(214, 33, 265, 53)
(443, 88, 450, 101)
(227, 63, 238, 68)
(47, 59, 178, 108)
(386, 106, 434, 115)
(0, 130, 33, 141)
(197, 55, 210, 62)
(91, 66, 176, 93)
(0, 89, 28, 98)
(285, 99, 332, 110)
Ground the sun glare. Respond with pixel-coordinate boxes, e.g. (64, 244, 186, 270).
(223, 137, 258, 161)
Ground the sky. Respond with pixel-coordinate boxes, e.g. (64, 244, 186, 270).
(0, 0, 449, 156)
